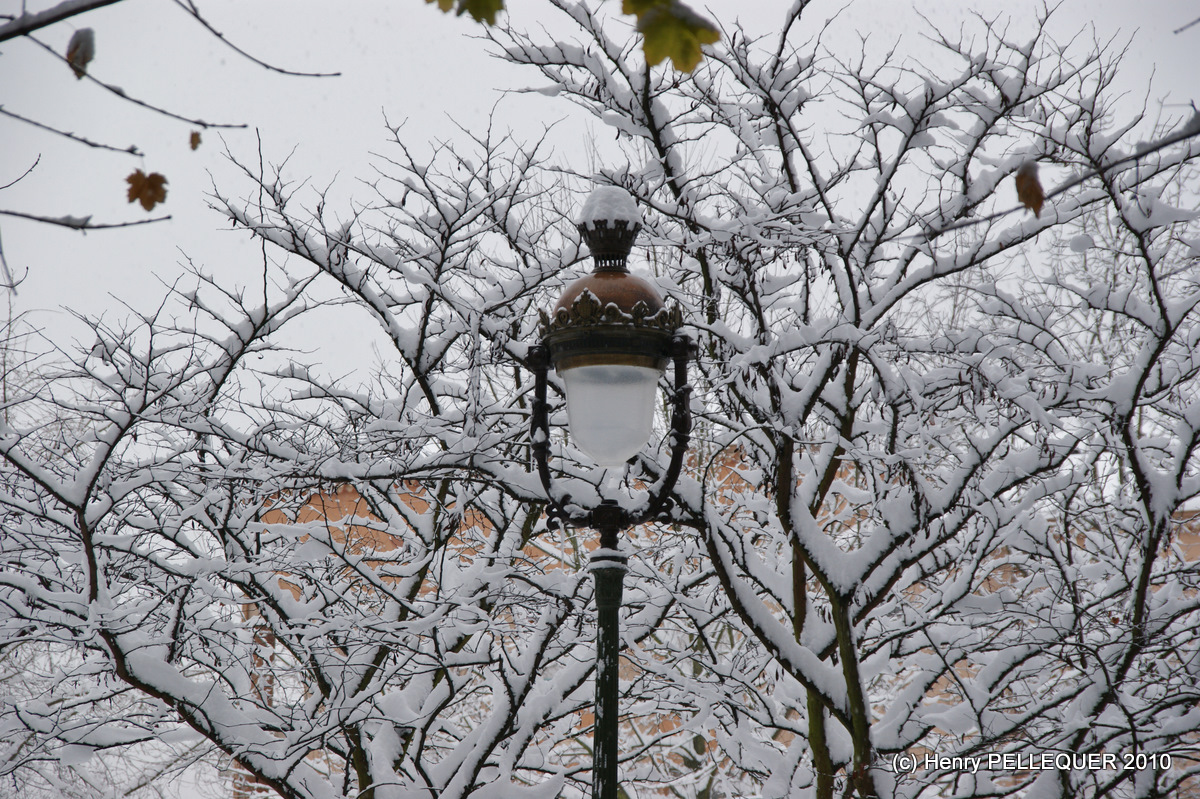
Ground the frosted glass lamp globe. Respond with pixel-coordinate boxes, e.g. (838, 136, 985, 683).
(561, 363, 661, 467)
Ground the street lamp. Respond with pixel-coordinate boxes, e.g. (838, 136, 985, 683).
(526, 186, 693, 799)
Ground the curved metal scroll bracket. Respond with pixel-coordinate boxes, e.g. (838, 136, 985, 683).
(527, 333, 694, 535)
(527, 342, 588, 529)
(628, 333, 694, 527)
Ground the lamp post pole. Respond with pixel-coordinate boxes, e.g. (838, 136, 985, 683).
(589, 501, 627, 799)
(527, 185, 693, 799)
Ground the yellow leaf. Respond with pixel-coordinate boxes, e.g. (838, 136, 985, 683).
(623, 0, 719, 72)
(640, 7, 719, 71)
(126, 170, 168, 211)
(190, 131, 202, 151)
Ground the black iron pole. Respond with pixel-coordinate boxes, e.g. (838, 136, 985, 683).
(590, 500, 627, 799)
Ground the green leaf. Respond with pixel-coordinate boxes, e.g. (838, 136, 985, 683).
(425, 0, 504, 25)
(621, 0, 659, 13)
(459, 0, 504, 24)
(623, 0, 719, 72)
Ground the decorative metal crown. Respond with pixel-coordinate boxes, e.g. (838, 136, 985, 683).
(577, 219, 641, 271)
(539, 292, 683, 336)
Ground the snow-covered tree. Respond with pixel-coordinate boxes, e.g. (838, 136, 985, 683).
(3, 4, 1200, 799)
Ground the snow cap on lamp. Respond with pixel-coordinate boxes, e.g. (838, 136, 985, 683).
(576, 186, 644, 271)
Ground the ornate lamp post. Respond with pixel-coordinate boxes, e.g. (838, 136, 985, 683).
(526, 186, 693, 799)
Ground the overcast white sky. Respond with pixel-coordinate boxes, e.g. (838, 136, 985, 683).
(0, 0, 1194, 372)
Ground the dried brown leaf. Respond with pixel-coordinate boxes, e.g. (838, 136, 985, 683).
(1015, 161, 1044, 217)
(66, 28, 95, 79)
(126, 170, 168, 211)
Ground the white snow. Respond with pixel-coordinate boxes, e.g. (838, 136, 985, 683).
(1068, 233, 1095, 252)
(577, 186, 642, 230)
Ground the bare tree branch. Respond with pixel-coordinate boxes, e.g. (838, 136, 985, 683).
(0, 226, 18, 292)
(169, 0, 341, 78)
(921, 111, 1200, 241)
(27, 36, 247, 130)
(0, 0, 122, 43)
(0, 155, 42, 191)
(1174, 16, 1200, 34)
(0, 208, 171, 229)
(0, 106, 143, 156)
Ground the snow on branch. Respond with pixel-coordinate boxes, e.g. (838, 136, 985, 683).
(0, 208, 170, 229)
(0, 0, 121, 43)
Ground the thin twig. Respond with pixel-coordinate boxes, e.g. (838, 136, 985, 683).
(0, 208, 171, 229)
(170, 0, 340, 78)
(0, 155, 41, 191)
(0, 106, 143, 155)
(0, 224, 18, 294)
(1173, 17, 1200, 35)
(27, 36, 247, 130)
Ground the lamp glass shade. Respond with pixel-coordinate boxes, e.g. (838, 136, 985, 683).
(561, 364, 661, 467)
